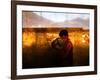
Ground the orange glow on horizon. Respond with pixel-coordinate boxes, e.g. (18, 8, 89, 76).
(22, 29, 89, 49)
(22, 31, 35, 48)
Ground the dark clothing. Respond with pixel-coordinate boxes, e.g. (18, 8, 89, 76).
(52, 38, 73, 66)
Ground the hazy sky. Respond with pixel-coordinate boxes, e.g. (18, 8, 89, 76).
(33, 12, 89, 22)
(23, 11, 89, 29)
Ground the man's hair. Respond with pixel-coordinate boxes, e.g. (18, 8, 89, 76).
(59, 30, 68, 37)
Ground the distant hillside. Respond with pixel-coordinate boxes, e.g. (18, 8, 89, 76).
(22, 11, 89, 29)
(55, 18, 89, 29)
(22, 11, 59, 28)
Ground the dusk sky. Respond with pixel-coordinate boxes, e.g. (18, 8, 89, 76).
(33, 12, 89, 22)
(23, 11, 90, 29)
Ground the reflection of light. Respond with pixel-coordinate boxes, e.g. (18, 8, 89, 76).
(81, 34, 89, 44)
(82, 39, 86, 43)
(82, 34, 85, 38)
(37, 25, 42, 28)
(46, 33, 58, 41)
(23, 32, 35, 48)
(37, 25, 46, 28)
(46, 33, 52, 37)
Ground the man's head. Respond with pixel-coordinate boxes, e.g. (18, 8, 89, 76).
(59, 30, 68, 38)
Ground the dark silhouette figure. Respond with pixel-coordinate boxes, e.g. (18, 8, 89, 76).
(52, 30, 73, 66)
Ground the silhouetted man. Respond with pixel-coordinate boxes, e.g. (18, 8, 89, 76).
(52, 30, 73, 66)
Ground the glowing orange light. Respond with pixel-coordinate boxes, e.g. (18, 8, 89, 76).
(22, 31, 35, 48)
(81, 34, 89, 44)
